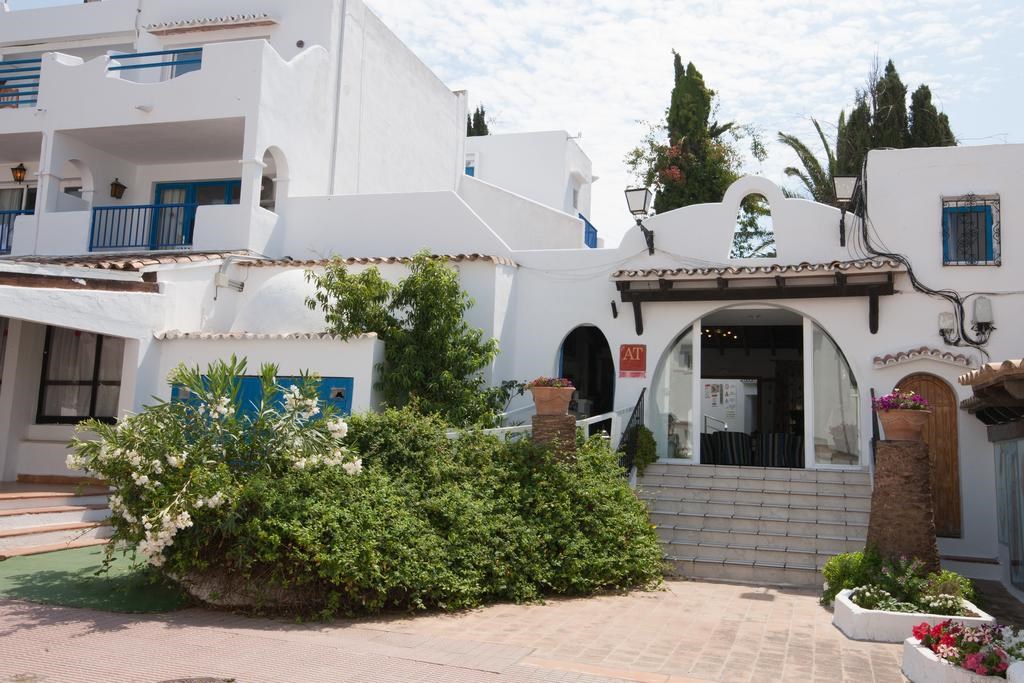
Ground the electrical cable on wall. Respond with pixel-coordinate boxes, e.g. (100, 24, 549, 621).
(854, 156, 992, 360)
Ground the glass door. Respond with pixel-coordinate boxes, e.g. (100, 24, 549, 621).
(152, 180, 241, 249)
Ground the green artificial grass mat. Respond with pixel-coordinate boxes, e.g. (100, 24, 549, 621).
(0, 545, 189, 613)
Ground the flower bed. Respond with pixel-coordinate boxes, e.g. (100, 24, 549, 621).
(834, 589, 995, 643)
(901, 620, 1024, 681)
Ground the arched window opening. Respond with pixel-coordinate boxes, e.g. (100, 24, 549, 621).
(260, 147, 288, 213)
(730, 193, 776, 258)
(558, 325, 615, 429)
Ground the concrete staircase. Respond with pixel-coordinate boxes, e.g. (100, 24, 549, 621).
(639, 462, 871, 588)
(0, 485, 113, 560)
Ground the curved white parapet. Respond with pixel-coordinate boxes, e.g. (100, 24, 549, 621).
(903, 638, 1004, 683)
(834, 589, 996, 643)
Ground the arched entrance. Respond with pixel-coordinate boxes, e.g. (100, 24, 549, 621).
(896, 373, 961, 537)
(650, 305, 862, 468)
(558, 326, 614, 419)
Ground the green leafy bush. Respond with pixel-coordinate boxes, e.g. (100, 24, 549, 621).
(71, 366, 662, 617)
(632, 426, 658, 475)
(823, 549, 975, 617)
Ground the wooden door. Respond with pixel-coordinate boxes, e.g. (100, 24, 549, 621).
(896, 373, 961, 537)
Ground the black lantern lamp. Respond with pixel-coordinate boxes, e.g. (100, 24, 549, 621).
(11, 163, 26, 183)
(110, 178, 127, 199)
(833, 175, 859, 247)
(624, 186, 655, 255)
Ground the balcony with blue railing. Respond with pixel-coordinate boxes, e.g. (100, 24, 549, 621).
(90, 203, 198, 252)
(0, 58, 41, 109)
(107, 48, 203, 82)
(580, 213, 598, 248)
(0, 210, 33, 255)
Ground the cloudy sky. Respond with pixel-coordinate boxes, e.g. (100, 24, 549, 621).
(11, 0, 1024, 244)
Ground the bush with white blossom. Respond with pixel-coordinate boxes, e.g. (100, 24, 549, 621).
(69, 356, 359, 571)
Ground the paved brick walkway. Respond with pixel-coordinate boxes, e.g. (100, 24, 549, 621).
(0, 580, 905, 682)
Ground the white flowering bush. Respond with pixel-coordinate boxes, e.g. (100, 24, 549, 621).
(69, 356, 358, 571)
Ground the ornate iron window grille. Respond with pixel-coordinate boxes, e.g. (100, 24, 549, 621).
(942, 194, 1000, 266)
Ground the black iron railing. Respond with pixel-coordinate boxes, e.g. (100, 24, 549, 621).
(617, 388, 645, 473)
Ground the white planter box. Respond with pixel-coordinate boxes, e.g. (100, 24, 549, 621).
(834, 589, 995, 643)
(903, 638, 1008, 683)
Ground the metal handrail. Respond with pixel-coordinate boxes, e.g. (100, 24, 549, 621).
(0, 209, 32, 254)
(90, 203, 198, 252)
(107, 48, 202, 74)
(0, 58, 41, 108)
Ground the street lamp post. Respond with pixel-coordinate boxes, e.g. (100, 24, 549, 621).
(624, 187, 655, 255)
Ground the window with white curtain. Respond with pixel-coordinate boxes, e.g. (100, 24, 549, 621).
(36, 326, 124, 424)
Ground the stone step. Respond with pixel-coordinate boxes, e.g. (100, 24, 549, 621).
(0, 537, 110, 560)
(0, 491, 110, 511)
(641, 497, 870, 524)
(638, 473, 872, 496)
(0, 505, 111, 531)
(665, 554, 823, 588)
(661, 537, 838, 567)
(0, 522, 113, 553)
(636, 484, 871, 511)
(654, 524, 865, 554)
(641, 463, 870, 486)
(648, 509, 868, 539)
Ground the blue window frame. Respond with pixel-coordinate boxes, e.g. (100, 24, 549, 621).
(942, 201, 997, 265)
(172, 376, 354, 417)
(465, 165, 475, 177)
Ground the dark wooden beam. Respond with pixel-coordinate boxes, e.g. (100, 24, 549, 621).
(869, 290, 880, 334)
(988, 420, 1024, 443)
(617, 279, 895, 303)
(0, 272, 158, 293)
(632, 301, 644, 336)
(716, 277, 728, 289)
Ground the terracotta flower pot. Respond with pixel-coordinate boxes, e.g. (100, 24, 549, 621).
(529, 386, 575, 416)
(877, 409, 932, 441)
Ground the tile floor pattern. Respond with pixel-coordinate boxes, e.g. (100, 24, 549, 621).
(0, 580, 905, 683)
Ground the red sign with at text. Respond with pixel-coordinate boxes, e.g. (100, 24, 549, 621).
(619, 344, 647, 378)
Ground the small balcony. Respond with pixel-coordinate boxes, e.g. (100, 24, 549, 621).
(0, 58, 41, 110)
(0, 210, 33, 255)
(90, 203, 198, 251)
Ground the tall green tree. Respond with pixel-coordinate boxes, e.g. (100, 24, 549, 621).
(467, 105, 490, 137)
(908, 84, 956, 148)
(837, 96, 873, 175)
(871, 60, 909, 149)
(626, 53, 770, 256)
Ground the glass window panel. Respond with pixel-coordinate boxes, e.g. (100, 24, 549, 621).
(95, 385, 121, 418)
(653, 329, 694, 460)
(98, 336, 124, 382)
(0, 188, 23, 212)
(812, 325, 859, 466)
(44, 328, 96, 382)
(42, 384, 91, 419)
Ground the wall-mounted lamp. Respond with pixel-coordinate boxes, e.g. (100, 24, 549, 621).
(833, 175, 859, 247)
(624, 186, 655, 255)
(109, 178, 127, 199)
(938, 297, 995, 347)
(973, 296, 995, 338)
(10, 163, 26, 184)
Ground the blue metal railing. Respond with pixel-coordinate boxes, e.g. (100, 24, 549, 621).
(90, 203, 197, 251)
(0, 210, 32, 254)
(580, 213, 598, 248)
(107, 48, 203, 77)
(0, 58, 42, 109)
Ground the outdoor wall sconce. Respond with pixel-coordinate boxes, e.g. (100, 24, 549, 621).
(109, 178, 127, 199)
(624, 186, 655, 255)
(10, 163, 26, 183)
(833, 175, 859, 247)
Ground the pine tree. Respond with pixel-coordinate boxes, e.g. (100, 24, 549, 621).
(871, 60, 909, 149)
(908, 85, 956, 147)
(467, 105, 490, 137)
(837, 96, 873, 175)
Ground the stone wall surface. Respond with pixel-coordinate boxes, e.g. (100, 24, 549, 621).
(867, 440, 940, 572)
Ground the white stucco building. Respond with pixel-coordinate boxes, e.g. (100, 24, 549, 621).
(1, 0, 1021, 594)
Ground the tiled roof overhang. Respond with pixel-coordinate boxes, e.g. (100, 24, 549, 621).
(239, 254, 519, 268)
(873, 347, 975, 369)
(155, 331, 377, 341)
(0, 251, 245, 272)
(958, 360, 1024, 428)
(613, 259, 901, 336)
(144, 14, 278, 36)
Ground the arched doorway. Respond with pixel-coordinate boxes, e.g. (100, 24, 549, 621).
(896, 373, 961, 537)
(558, 326, 614, 419)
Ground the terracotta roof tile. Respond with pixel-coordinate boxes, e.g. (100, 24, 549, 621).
(240, 254, 518, 268)
(143, 13, 277, 34)
(0, 251, 247, 272)
(873, 347, 975, 369)
(611, 258, 904, 280)
(959, 360, 1024, 387)
(155, 331, 378, 341)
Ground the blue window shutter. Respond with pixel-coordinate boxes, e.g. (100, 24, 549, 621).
(942, 207, 952, 262)
(984, 205, 994, 261)
(465, 166, 475, 177)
